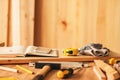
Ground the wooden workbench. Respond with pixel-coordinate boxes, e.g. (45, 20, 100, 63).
(0, 47, 120, 80)
(0, 63, 99, 80)
(0, 46, 120, 64)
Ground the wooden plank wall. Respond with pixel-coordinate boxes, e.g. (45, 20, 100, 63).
(0, 0, 8, 46)
(20, 0, 35, 46)
(0, 0, 35, 46)
(0, 0, 120, 54)
(34, 0, 120, 53)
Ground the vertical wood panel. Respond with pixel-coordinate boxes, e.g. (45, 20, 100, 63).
(57, 0, 77, 48)
(96, 0, 106, 44)
(38, 0, 120, 53)
(106, 0, 120, 52)
(20, 0, 35, 46)
(34, 0, 42, 46)
(39, 0, 58, 48)
(114, 0, 120, 52)
(11, 0, 20, 46)
(83, 0, 98, 44)
(106, 0, 116, 51)
(0, 0, 119, 53)
(76, 0, 87, 47)
(0, 0, 8, 46)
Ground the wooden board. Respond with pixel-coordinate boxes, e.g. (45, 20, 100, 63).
(0, 47, 120, 64)
(0, 55, 120, 64)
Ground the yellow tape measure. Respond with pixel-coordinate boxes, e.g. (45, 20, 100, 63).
(63, 48, 78, 56)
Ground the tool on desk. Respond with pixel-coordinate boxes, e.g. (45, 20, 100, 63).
(108, 58, 120, 65)
(0, 66, 19, 73)
(108, 58, 120, 74)
(16, 65, 34, 74)
(63, 48, 79, 56)
(31, 61, 89, 80)
(56, 67, 81, 79)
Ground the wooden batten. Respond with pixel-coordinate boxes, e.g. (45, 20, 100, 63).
(94, 60, 120, 80)
(20, 0, 35, 46)
(93, 66, 106, 80)
(0, 0, 8, 46)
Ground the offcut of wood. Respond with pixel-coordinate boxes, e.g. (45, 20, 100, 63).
(93, 66, 106, 80)
(94, 60, 120, 80)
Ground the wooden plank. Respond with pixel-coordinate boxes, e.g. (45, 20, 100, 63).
(11, 0, 20, 46)
(106, 0, 120, 53)
(83, 0, 98, 44)
(93, 66, 106, 80)
(0, 42, 5, 47)
(34, 0, 42, 46)
(37, 0, 57, 47)
(57, 0, 78, 48)
(1, 55, 120, 64)
(94, 60, 120, 80)
(0, 0, 8, 46)
(20, 0, 35, 46)
(96, 0, 106, 44)
(33, 0, 120, 54)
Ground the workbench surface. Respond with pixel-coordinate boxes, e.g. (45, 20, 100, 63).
(0, 64, 99, 80)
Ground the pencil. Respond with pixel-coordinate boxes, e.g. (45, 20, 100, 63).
(0, 66, 19, 73)
(16, 65, 34, 74)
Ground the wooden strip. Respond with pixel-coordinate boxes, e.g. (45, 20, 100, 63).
(0, 56, 120, 64)
(0, 42, 5, 47)
(11, 0, 21, 46)
(93, 66, 106, 80)
(20, 0, 35, 46)
(38, 0, 57, 47)
(0, 0, 8, 46)
(57, 0, 78, 48)
(94, 60, 120, 80)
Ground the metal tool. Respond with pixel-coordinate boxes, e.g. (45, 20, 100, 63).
(31, 61, 88, 80)
(56, 67, 81, 79)
(63, 48, 79, 56)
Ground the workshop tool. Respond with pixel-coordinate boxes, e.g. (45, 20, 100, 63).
(16, 65, 34, 74)
(56, 67, 81, 79)
(108, 58, 120, 65)
(0, 66, 19, 73)
(31, 61, 88, 80)
(79, 43, 110, 57)
(63, 48, 79, 56)
(94, 60, 120, 80)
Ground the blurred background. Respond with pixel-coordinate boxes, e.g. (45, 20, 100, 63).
(0, 0, 120, 53)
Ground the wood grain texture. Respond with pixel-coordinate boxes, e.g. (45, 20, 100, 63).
(0, 0, 120, 54)
(0, 0, 8, 46)
(20, 0, 35, 46)
(37, 0, 120, 53)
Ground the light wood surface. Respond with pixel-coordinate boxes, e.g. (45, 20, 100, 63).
(0, 64, 99, 80)
(0, 0, 8, 46)
(0, 47, 120, 64)
(35, 0, 120, 54)
(1, 0, 120, 54)
(0, 54, 120, 64)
